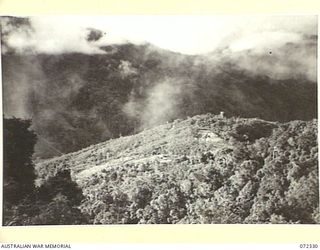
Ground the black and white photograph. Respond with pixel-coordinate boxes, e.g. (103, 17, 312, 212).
(1, 15, 318, 225)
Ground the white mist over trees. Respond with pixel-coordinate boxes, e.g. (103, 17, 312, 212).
(1, 16, 317, 159)
(1, 16, 318, 225)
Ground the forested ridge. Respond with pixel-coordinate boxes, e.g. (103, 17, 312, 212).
(2, 16, 318, 226)
(4, 114, 317, 225)
(3, 43, 317, 159)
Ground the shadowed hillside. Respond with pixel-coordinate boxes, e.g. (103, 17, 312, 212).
(2, 43, 317, 158)
(2, 15, 318, 226)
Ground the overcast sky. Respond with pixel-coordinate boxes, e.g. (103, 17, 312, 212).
(2, 15, 317, 55)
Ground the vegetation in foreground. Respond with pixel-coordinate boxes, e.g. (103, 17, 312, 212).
(3, 114, 319, 225)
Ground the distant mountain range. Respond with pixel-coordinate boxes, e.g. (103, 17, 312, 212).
(2, 42, 317, 158)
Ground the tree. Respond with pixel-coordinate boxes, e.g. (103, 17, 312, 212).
(3, 117, 37, 204)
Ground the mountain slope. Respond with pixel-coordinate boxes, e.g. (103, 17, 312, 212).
(2, 42, 317, 158)
(35, 114, 319, 224)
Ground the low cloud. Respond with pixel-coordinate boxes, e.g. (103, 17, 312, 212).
(1, 15, 317, 55)
(123, 78, 184, 129)
(1, 17, 107, 54)
(219, 32, 317, 81)
(1, 15, 317, 134)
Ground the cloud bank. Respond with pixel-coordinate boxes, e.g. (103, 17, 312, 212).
(2, 15, 316, 80)
(1, 15, 317, 55)
(1, 15, 317, 158)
